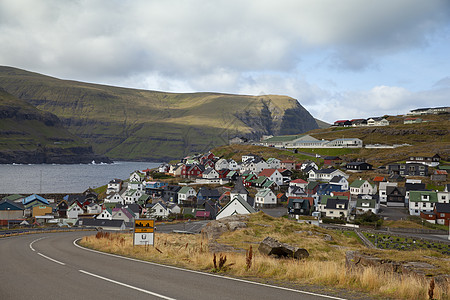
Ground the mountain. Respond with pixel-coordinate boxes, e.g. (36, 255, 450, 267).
(0, 66, 319, 161)
(0, 87, 111, 164)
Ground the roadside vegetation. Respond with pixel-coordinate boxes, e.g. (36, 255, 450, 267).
(80, 213, 449, 299)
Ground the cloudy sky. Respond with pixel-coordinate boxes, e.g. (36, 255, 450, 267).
(1, 0, 449, 123)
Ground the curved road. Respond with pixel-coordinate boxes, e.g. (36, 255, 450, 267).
(0, 231, 349, 300)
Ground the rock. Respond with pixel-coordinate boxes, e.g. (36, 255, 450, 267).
(345, 251, 438, 277)
(323, 234, 333, 241)
(201, 215, 249, 240)
(258, 237, 309, 259)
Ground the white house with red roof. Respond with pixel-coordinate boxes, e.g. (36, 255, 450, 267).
(289, 179, 308, 189)
(258, 169, 284, 186)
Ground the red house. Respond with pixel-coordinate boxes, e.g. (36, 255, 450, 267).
(181, 164, 204, 178)
(323, 156, 342, 167)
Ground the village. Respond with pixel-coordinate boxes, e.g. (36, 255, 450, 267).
(1, 142, 449, 232)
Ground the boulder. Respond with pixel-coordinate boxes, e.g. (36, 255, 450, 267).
(201, 215, 249, 240)
(258, 237, 309, 259)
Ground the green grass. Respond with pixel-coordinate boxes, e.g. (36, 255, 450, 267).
(0, 66, 319, 161)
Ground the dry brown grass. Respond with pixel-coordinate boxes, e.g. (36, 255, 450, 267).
(80, 214, 450, 299)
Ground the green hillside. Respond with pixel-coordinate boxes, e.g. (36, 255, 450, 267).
(0, 66, 319, 161)
(0, 88, 110, 164)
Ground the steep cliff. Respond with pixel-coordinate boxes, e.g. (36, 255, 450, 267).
(0, 66, 318, 161)
(0, 87, 111, 164)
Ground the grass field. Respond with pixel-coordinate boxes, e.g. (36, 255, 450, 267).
(80, 213, 449, 299)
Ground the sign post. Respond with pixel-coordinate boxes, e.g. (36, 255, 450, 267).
(133, 219, 155, 246)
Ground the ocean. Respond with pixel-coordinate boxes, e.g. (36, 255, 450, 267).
(0, 161, 161, 194)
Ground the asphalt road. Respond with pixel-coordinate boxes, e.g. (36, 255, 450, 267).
(0, 231, 348, 300)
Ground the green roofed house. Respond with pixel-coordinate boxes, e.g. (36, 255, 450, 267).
(355, 198, 379, 214)
(408, 190, 438, 216)
(255, 188, 277, 208)
(350, 179, 377, 196)
(216, 195, 256, 220)
(3, 194, 25, 203)
(318, 195, 348, 213)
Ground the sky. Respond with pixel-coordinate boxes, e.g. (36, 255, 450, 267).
(0, 0, 449, 123)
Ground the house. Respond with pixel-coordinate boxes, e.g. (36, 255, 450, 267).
(325, 138, 363, 148)
(373, 176, 386, 183)
(350, 179, 377, 196)
(177, 186, 197, 205)
(351, 119, 367, 127)
(86, 203, 102, 214)
(129, 171, 146, 182)
(408, 191, 438, 216)
(323, 156, 342, 167)
(405, 182, 426, 203)
(266, 158, 281, 169)
(346, 162, 373, 171)
(318, 195, 349, 213)
(97, 208, 113, 220)
(107, 179, 123, 194)
(196, 187, 220, 205)
(104, 192, 125, 204)
(202, 167, 219, 179)
(229, 136, 247, 144)
(404, 118, 422, 124)
(301, 161, 318, 171)
(123, 189, 142, 204)
(305, 181, 320, 196)
(431, 170, 447, 182)
(241, 153, 259, 163)
(355, 198, 379, 214)
(388, 163, 428, 176)
(258, 169, 284, 186)
(111, 207, 135, 223)
(227, 159, 240, 171)
(286, 185, 307, 198)
(333, 120, 352, 127)
(366, 117, 389, 126)
(278, 169, 293, 183)
(386, 186, 406, 207)
(67, 201, 84, 219)
(215, 158, 229, 170)
(254, 189, 277, 208)
(280, 160, 296, 170)
(0, 200, 24, 220)
(56, 200, 69, 218)
(158, 163, 170, 173)
(76, 218, 128, 231)
(324, 198, 349, 219)
(162, 185, 181, 203)
(242, 173, 258, 187)
(3, 194, 25, 204)
(230, 178, 249, 202)
(434, 203, 450, 225)
(287, 197, 312, 216)
(317, 183, 345, 196)
(181, 164, 204, 178)
(379, 182, 397, 204)
(308, 168, 348, 182)
(406, 154, 440, 167)
(329, 176, 349, 191)
(147, 201, 170, 219)
(289, 178, 308, 189)
(240, 158, 269, 174)
(216, 195, 256, 220)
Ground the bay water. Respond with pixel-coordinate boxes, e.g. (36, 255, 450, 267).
(0, 161, 161, 194)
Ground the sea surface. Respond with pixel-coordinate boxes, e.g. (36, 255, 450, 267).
(0, 161, 161, 194)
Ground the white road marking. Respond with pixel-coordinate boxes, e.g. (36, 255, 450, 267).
(79, 269, 176, 300)
(37, 252, 66, 265)
(29, 236, 47, 252)
(74, 238, 347, 300)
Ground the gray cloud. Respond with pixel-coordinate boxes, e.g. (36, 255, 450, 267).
(0, 0, 449, 124)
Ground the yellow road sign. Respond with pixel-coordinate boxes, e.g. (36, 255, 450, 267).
(135, 219, 154, 233)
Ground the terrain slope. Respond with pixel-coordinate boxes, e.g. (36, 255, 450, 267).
(0, 66, 318, 161)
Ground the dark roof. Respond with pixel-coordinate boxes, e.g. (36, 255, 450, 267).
(330, 175, 344, 183)
(316, 168, 338, 174)
(386, 186, 406, 196)
(0, 199, 24, 210)
(232, 178, 249, 194)
(323, 156, 341, 160)
(435, 203, 450, 214)
(325, 198, 349, 210)
(75, 218, 127, 228)
(405, 183, 426, 191)
(346, 162, 372, 166)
